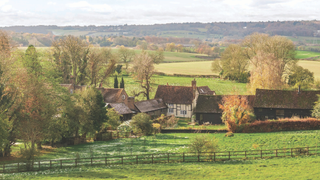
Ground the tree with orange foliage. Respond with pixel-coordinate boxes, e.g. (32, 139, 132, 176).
(219, 95, 255, 132)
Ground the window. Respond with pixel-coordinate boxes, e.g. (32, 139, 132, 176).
(168, 108, 174, 113)
(180, 110, 187, 115)
(276, 110, 285, 118)
(122, 95, 126, 100)
(168, 103, 174, 107)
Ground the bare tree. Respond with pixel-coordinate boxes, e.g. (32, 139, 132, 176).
(118, 46, 135, 69)
(131, 51, 154, 100)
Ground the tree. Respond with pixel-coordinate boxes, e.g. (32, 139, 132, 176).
(189, 135, 218, 155)
(86, 48, 117, 87)
(212, 44, 249, 82)
(131, 51, 154, 100)
(23, 45, 42, 77)
(52, 35, 90, 84)
(312, 95, 320, 119)
(118, 46, 135, 69)
(149, 49, 164, 64)
(288, 65, 314, 89)
(114, 75, 119, 88)
(166, 43, 176, 52)
(130, 113, 153, 135)
(219, 95, 255, 132)
(120, 77, 125, 89)
(102, 108, 121, 130)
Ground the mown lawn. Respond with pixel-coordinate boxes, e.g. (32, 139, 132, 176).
(3, 155, 320, 179)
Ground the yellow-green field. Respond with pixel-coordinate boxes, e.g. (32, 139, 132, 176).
(298, 60, 320, 79)
(155, 61, 216, 75)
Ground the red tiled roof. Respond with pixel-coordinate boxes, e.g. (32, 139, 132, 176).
(154, 85, 194, 104)
(254, 89, 320, 109)
(97, 88, 124, 103)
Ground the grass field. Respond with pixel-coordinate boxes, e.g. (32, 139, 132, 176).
(295, 50, 320, 59)
(5, 130, 320, 161)
(155, 61, 215, 75)
(114, 75, 247, 101)
(298, 60, 320, 79)
(4, 156, 320, 179)
(173, 118, 227, 130)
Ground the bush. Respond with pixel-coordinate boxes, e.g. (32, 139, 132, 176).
(238, 118, 320, 133)
(188, 134, 218, 155)
(154, 114, 178, 128)
(117, 120, 132, 137)
(130, 113, 153, 136)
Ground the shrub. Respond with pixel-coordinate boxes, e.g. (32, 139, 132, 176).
(154, 114, 178, 128)
(188, 134, 218, 155)
(238, 118, 320, 133)
(117, 120, 132, 137)
(130, 113, 153, 136)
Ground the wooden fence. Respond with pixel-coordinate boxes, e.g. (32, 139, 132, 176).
(0, 146, 318, 173)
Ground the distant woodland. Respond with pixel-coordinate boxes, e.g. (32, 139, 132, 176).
(2, 20, 320, 48)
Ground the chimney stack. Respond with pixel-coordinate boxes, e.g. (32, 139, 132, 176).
(192, 79, 197, 99)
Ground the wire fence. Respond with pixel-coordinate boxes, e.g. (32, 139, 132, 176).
(0, 146, 318, 173)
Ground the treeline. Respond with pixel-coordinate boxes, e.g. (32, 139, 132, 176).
(2, 20, 320, 37)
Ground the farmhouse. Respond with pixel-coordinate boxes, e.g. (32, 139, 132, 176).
(154, 80, 214, 118)
(134, 98, 167, 119)
(194, 95, 255, 124)
(254, 89, 320, 120)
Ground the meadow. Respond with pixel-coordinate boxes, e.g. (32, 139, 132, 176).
(295, 50, 320, 59)
(3, 156, 320, 179)
(6, 130, 320, 161)
(297, 60, 320, 79)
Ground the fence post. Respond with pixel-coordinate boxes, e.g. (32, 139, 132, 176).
(152, 154, 154, 164)
(60, 160, 62, 169)
(50, 160, 52, 169)
(91, 158, 93, 165)
(105, 157, 107, 165)
(214, 152, 216, 161)
(307, 147, 309, 155)
(3, 164, 5, 173)
(228, 151, 230, 160)
(261, 150, 262, 158)
(122, 156, 124, 164)
(136, 155, 138, 164)
(39, 161, 41, 171)
(276, 149, 278, 157)
(75, 159, 77, 167)
(183, 153, 185, 162)
(198, 154, 200, 162)
(245, 151, 247, 159)
(167, 153, 169, 163)
(291, 148, 293, 157)
(17, 162, 19, 172)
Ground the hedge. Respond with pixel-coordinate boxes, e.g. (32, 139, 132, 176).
(235, 118, 320, 133)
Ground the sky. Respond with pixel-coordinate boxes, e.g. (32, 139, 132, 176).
(0, 0, 319, 26)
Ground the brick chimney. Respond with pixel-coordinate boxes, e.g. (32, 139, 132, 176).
(192, 79, 196, 99)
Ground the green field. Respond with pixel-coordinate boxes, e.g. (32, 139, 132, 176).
(295, 50, 320, 59)
(114, 75, 247, 101)
(174, 119, 227, 130)
(4, 156, 320, 179)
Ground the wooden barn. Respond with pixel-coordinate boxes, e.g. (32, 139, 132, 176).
(254, 89, 320, 120)
(194, 95, 255, 124)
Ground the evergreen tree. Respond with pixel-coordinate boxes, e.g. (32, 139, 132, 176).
(120, 77, 124, 89)
(114, 75, 118, 88)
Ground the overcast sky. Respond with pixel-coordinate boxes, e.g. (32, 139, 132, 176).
(0, 0, 319, 26)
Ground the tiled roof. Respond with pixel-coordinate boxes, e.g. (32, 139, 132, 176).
(135, 98, 167, 113)
(194, 95, 255, 113)
(154, 85, 194, 104)
(197, 86, 215, 95)
(97, 88, 124, 103)
(254, 89, 320, 109)
(107, 103, 133, 115)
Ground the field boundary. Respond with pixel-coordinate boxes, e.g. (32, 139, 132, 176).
(1, 146, 318, 174)
(161, 129, 227, 133)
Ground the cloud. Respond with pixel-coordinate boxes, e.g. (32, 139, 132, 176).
(0, 0, 8, 7)
(47, 2, 56, 6)
(1, 4, 11, 12)
(67, 1, 113, 13)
